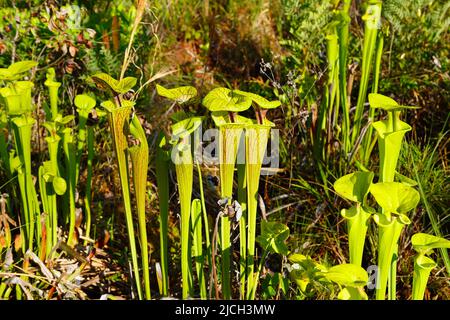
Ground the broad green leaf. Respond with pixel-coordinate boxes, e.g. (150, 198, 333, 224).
(256, 221, 289, 255)
(120, 77, 137, 93)
(333, 171, 374, 203)
(233, 90, 281, 109)
(171, 116, 203, 137)
(337, 287, 368, 300)
(52, 176, 67, 195)
(411, 233, 450, 253)
(202, 87, 252, 112)
(0, 61, 38, 80)
(324, 264, 368, 287)
(370, 182, 420, 214)
(90, 73, 136, 95)
(369, 93, 419, 111)
(156, 84, 197, 104)
(74, 94, 96, 111)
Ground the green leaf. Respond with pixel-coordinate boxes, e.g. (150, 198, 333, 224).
(370, 182, 420, 214)
(0, 61, 38, 80)
(202, 87, 252, 112)
(395, 171, 418, 187)
(156, 84, 197, 104)
(89, 73, 136, 95)
(52, 176, 67, 195)
(368, 93, 419, 111)
(74, 94, 96, 111)
(233, 90, 281, 109)
(337, 287, 368, 300)
(324, 264, 368, 287)
(256, 221, 289, 255)
(333, 171, 374, 203)
(171, 116, 203, 137)
(412, 233, 450, 253)
(120, 77, 137, 93)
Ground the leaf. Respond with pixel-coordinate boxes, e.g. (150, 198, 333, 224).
(233, 90, 281, 109)
(395, 171, 418, 187)
(333, 171, 374, 203)
(256, 221, 289, 255)
(202, 87, 252, 112)
(370, 182, 420, 214)
(52, 176, 67, 195)
(0, 61, 38, 80)
(337, 287, 368, 300)
(411, 233, 450, 253)
(74, 94, 96, 111)
(324, 264, 368, 287)
(368, 93, 419, 111)
(89, 73, 136, 95)
(171, 116, 203, 138)
(156, 84, 197, 104)
(120, 77, 137, 93)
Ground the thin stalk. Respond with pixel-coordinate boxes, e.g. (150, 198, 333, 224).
(11, 115, 36, 251)
(106, 101, 142, 299)
(351, 1, 382, 150)
(237, 161, 247, 299)
(363, 34, 384, 164)
(155, 134, 169, 296)
(249, 247, 269, 300)
(84, 127, 94, 244)
(46, 136, 60, 249)
(218, 124, 243, 299)
(129, 115, 151, 300)
(62, 129, 77, 247)
(191, 199, 206, 299)
(38, 165, 51, 258)
(174, 139, 194, 299)
(338, 0, 351, 157)
(196, 162, 211, 283)
(245, 125, 271, 299)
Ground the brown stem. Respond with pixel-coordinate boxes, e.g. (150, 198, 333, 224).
(209, 211, 223, 300)
(228, 111, 236, 123)
(255, 106, 268, 125)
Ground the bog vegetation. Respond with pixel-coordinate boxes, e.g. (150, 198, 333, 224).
(0, 0, 449, 300)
